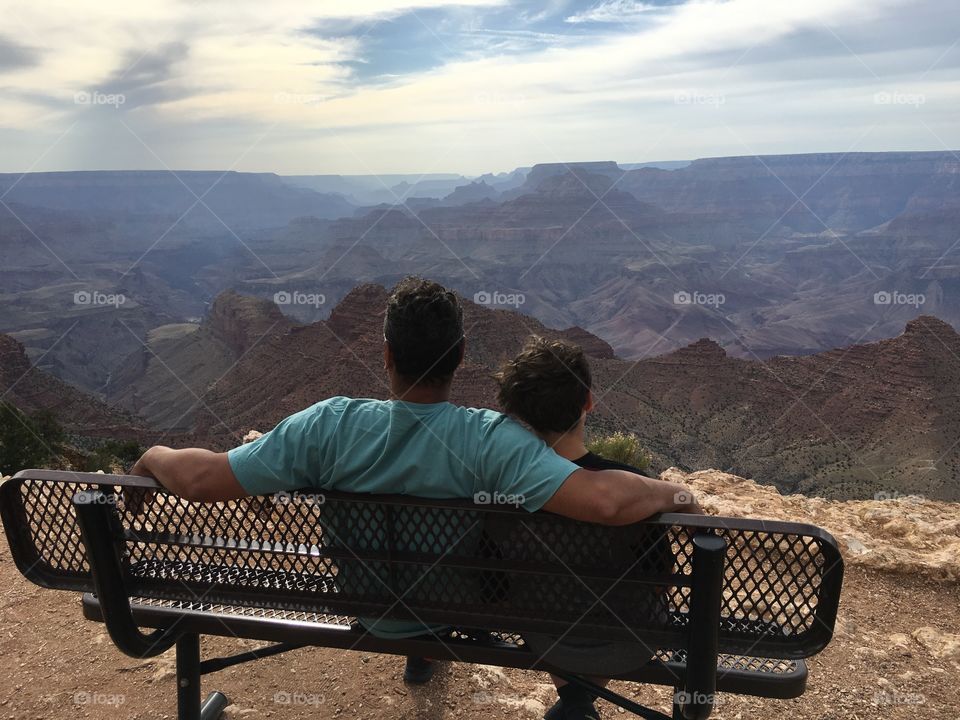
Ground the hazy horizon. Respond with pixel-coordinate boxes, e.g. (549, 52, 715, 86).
(2, 148, 958, 180)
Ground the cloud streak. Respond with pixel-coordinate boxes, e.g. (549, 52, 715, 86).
(0, 35, 40, 72)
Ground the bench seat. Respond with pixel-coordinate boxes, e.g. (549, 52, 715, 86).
(1, 470, 844, 720)
(81, 593, 809, 699)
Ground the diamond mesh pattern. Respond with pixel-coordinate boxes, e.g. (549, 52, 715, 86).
(654, 649, 797, 675)
(1, 475, 842, 658)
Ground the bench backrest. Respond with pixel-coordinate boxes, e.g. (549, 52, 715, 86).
(0, 470, 844, 659)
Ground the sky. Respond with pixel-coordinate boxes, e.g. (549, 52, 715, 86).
(1, 0, 958, 175)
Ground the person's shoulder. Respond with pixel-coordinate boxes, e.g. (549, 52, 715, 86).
(454, 406, 514, 426)
(446, 406, 532, 435)
(313, 396, 383, 411)
(299, 396, 387, 420)
(576, 452, 644, 474)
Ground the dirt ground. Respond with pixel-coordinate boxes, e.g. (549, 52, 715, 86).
(1, 518, 958, 720)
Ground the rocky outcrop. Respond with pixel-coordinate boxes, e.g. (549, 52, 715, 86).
(184, 281, 960, 503)
(556, 326, 615, 359)
(663, 467, 960, 582)
(0, 334, 31, 378)
(205, 290, 291, 355)
(0, 333, 140, 437)
(190, 286, 617, 443)
(326, 284, 386, 343)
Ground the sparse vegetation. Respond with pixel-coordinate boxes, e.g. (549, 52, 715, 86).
(0, 401, 143, 475)
(586, 431, 651, 471)
(0, 402, 64, 476)
(77, 439, 144, 473)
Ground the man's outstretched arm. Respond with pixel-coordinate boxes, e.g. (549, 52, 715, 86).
(130, 446, 248, 502)
(542, 468, 702, 525)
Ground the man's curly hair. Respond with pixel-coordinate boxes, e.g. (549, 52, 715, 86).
(384, 276, 464, 385)
(494, 336, 591, 434)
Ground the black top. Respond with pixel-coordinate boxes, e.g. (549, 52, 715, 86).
(574, 451, 644, 474)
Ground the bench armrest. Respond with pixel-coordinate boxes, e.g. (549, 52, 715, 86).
(73, 489, 181, 658)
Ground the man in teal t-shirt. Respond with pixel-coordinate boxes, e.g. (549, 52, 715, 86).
(226, 394, 579, 639)
(131, 277, 699, 701)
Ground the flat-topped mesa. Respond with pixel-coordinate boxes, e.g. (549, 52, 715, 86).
(660, 337, 728, 364)
(524, 161, 622, 189)
(442, 180, 499, 205)
(205, 290, 290, 355)
(862, 315, 960, 368)
(558, 326, 616, 359)
(901, 314, 957, 339)
(326, 284, 389, 342)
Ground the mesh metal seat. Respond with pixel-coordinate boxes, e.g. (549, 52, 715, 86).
(1, 470, 843, 720)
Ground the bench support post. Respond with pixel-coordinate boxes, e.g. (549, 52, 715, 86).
(176, 633, 229, 720)
(680, 532, 727, 720)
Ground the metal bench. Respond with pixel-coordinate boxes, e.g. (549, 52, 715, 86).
(0, 469, 844, 720)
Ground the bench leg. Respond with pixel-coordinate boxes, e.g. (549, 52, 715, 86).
(176, 634, 229, 720)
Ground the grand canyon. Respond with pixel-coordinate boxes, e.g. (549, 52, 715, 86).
(2, 153, 960, 501)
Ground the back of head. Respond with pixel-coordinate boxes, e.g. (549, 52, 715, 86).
(495, 336, 591, 434)
(384, 276, 465, 386)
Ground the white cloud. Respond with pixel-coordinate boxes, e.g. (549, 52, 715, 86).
(565, 1, 663, 24)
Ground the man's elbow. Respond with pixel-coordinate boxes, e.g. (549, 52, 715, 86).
(173, 473, 208, 502)
(588, 478, 627, 525)
(177, 457, 237, 503)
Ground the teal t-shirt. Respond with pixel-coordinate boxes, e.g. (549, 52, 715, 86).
(226, 397, 580, 638)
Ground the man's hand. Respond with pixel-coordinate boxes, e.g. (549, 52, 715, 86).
(120, 455, 158, 516)
(128, 455, 154, 479)
(672, 488, 706, 515)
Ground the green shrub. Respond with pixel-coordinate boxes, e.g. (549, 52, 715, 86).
(0, 402, 64, 475)
(78, 439, 144, 473)
(586, 431, 651, 471)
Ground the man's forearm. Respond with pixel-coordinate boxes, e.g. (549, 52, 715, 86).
(601, 472, 702, 525)
(131, 446, 245, 502)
